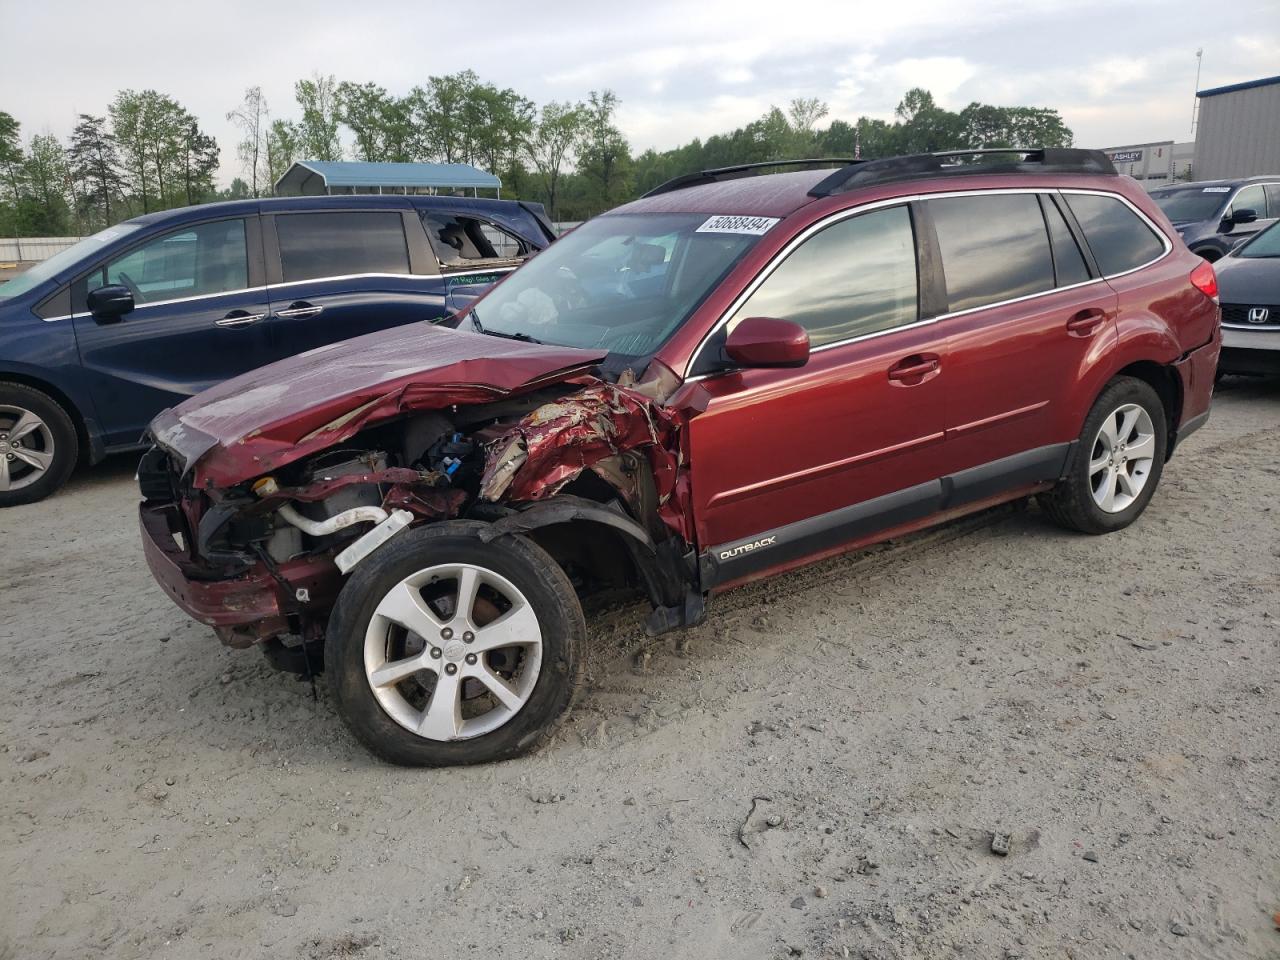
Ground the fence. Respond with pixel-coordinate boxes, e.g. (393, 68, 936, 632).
(0, 237, 84, 262)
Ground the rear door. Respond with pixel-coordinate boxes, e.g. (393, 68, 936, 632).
(71, 215, 271, 446)
(263, 207, 447, 359)
(928, 191, 1118, 487)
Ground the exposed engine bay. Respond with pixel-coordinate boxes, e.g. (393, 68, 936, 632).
(138, 370, 701, 652)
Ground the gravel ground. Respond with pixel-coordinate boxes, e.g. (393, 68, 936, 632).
(2, 377, 1278, 960)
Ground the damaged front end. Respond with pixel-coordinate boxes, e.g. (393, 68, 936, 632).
(138, 334, 703, 652)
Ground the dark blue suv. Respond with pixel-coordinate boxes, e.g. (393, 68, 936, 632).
(1149, 176, 1280, 262)
(0, 194, 554, 505)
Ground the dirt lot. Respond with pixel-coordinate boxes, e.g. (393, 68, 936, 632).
(2, 378, 1278, 960)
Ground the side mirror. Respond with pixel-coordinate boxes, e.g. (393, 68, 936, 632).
(723, 316, 810, 370)
(86, 284, 134, 322)
(1227, 207, 1258, 227)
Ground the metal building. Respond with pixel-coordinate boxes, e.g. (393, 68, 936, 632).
(1192, 75, 1280, 180)
(1099, 141, 1195, 189)
(275, 161, 502, 197)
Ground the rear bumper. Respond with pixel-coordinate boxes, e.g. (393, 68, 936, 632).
(139, 502, 342, 646)
(1170, 331, 1221, 452)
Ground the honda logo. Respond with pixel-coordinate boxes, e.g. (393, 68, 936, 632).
(1248, 307, 1270, 324)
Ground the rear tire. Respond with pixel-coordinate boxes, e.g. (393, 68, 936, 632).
(0, 382, 78, 507)
(1040, 377, 1167, 535)
(326, 520, 585, 766)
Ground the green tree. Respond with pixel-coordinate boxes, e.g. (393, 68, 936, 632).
(21, 134, 72, 234)
(336, 81, 395, 161)
(524, 101, 587, 220)
(577, 90, 631, 210)
(68, 114, 124, 230)
(295, 74, 342, 161)
(265, 119, 299, 193)
(0, 111, 23, 204)
(416, 70, 480, 164)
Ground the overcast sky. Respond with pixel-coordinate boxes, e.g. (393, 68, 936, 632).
(2, 0, 1276, 186)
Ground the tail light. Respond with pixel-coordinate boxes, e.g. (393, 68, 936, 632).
(1190, 260, 1218, 302)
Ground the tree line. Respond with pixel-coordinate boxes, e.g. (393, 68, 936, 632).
(0, 76, 1073, 238)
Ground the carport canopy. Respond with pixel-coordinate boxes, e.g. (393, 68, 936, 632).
(275, 161, 502, 197)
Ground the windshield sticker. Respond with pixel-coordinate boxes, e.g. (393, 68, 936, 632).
(696, 215, 780, 236)
(92, 229, 122, 242)
(1202, 187, 1231, 193)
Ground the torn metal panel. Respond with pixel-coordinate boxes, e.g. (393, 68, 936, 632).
(478, 383, 684, 516)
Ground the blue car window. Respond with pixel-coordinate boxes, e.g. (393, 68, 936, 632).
(90, 219, 248, 304)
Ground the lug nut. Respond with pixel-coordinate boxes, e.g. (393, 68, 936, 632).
(429, 647, 442, 659)
(441, 627, 453, 640)
(444, 663, 458, 675)
(463, 631, 475, 643)
(465, 653, 477, 665)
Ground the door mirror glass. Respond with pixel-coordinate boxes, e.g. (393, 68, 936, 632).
(86, 284, 134, 321)
(723, 316, 810, 369)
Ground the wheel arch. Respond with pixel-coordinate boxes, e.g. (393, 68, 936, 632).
(1111, 360, 1182, 459)
(477, 495, 696, 625)
(0, 370, 101, 463)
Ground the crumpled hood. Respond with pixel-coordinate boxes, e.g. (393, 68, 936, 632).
(150, 322, 605, 488)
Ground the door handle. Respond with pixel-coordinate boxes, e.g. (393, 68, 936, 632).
(276, 301, 324, 320)
(215, 310, 267, 328)
(1066, 308, 1107, 336)
(887, 354, 941, 384)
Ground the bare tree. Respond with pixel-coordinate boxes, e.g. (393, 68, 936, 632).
(227, 86, 268, 197)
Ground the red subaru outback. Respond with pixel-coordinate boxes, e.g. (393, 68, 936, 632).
(138, 150, 1221, 766)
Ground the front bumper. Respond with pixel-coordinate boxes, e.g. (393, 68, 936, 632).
(140, 502, 342, 646)
(1220, 326, 1280, 374)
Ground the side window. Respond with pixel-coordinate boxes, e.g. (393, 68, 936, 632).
(422, 213, 530, 267)
(1063, 194, 1166, 276)
(1230, 184, 1267, 219)
(1043, 197, 1092, 287)
(726, 205, 918, 348)
(89, 219, 248, 304)
(275, 211, 410, 283)
(1265, 185, 1280, 218)
(929, 193, 1055, 312)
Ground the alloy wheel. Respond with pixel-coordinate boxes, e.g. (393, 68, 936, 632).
(0, 405, 56, 492)
(1088, 402, 1156, 513)
(362, 562, 543, 741)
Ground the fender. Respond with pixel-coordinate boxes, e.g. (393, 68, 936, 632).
(477, 494, 701, 633)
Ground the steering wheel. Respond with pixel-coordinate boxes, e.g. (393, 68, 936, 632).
(115, 271, 142, 301)
(551, 266, 589, 311)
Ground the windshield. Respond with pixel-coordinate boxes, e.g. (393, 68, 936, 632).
(0, 224, 142, 302)
(469, 212, 762, 367)
(1151, 187, 1229, 223)
(1235, 221, 1280, 258)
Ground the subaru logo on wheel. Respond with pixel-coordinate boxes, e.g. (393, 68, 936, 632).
(1248, 307, 1270, 324)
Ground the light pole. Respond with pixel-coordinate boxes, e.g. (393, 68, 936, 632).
(1190, 48, 1204, 137)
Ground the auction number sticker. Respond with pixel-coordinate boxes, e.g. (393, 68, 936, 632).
(696, 215, 780, 236)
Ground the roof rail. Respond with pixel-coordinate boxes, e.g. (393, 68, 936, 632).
(809, 148, 1116, 197)
(641, 158, 858, 198)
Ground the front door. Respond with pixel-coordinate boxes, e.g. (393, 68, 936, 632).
(680, 203, 950, 588)
(72, 216, 272, 446)
(264, 209, 448, 360)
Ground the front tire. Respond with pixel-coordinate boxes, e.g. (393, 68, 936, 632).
(1040, 377, 1167, 535)
(0, 383, 78, 507)
(326, 520, 585, 766)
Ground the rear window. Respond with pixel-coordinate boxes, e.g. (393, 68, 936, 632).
(1064, 194, 1166, 276)
(929, 193, 1055, 312)
(275, 211, 410, 283)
